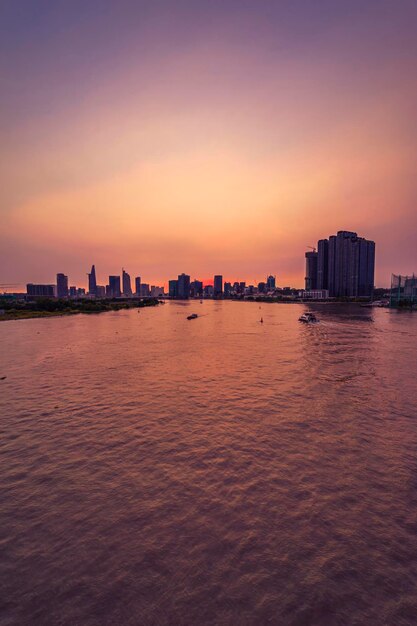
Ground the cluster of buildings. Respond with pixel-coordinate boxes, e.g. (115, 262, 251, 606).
(168, 274, 277, 299)
(24, 230, 377, 301)
(304, 230, 375, 299)
(87, 266, 164, 298)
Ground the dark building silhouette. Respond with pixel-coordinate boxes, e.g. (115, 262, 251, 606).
(56, 273, 69, 298)
(27, 284, 55, 297)
(135, 276, 141, 295)
(190, 280, 203, 297)
(305, 252, 318, 290)
(177, 273, 190, 299)
(140, 283, 150, 297)
(107, 275, 121, 297)
(214, 275, 223, 297)
(69, 286, 77, 297)
(258, 282, 266, 293)
(317, 239, 329, 290)
(169, 280, 178, 298)
(266, 275, 276, 291)
(308, 231, 375, 298)
(224, 282, 231, 297)
(122, 269, 132, 296)
(88, 265, 97, 296)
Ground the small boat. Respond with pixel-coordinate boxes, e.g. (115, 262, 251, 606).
(260, 317, 263, 323)
(299, 312, 318, 323)
(200, 300, 203, 304)
(187, 313, 198, 320)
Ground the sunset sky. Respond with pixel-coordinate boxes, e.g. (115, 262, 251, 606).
(1, 0, 416, 289)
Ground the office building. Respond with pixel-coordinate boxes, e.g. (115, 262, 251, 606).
(169, 280, 178, 298)
(56, 273, 69, 298)
(224, 282, 231, 297)
(190, 280, 203, 298)
(140, 283, 150, 297)
(213, 275, 223, 297)
(95, 286, 105, 297)
(69, 286, 77, 297)
(305, 252, 318, 290)
(26, 284, 55, 297)
(317, 239, 329, 290)
(177, 273, 190, 299)
(122, 269, 132, 296)
(204, 284, 214, 297)
(266, 275, 276, 291)
(107, 275, 121, 297)
(258, 282, 266, 293)
(88, 265, 97, 296)
(135, 276, 141, 295)
(151, 286, 164, 297)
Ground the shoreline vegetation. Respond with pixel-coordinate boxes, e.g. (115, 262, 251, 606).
(0, 297, 161, 321)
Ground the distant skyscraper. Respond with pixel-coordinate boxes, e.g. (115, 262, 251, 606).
(258, 282, 266, 293)
(169, 280, 178, 298)
(140, 283, 150, 297)
(122, 269, 132, 296)
(88, 265, 97, 296)
(108, 275, 121, 297)
(310, 231, 375, 297)
(317, 239, 329, 290)
(95, 286, 105, 297)
(69, 286, 77, 297)
(224, 282, 231, 297)
(214, 275, 223, 297)
(135, 276, 141, 295)
(56, 273, 68, 298)
(266, 275, 276, 291)
(177, 273, 190, 299)
(305, 252, 318, 290)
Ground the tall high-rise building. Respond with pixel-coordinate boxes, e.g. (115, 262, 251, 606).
(108, 275, 121, 297)
(305, 252, 318, 290)
(224, 282, 231, 297)
(317, 239, 329, 290)
(309, 231, 375, 298)
(122, 269, 132, 296)
(266, 275, 276, 291)
(56, 273, 68, 298)
(177, 273, 190, 299)
(135, 276, 141, 295)
(190, 280, 203, 297)
(88, 265, 97, 296)
(169, 280, 178, 298)
(213, 275, 223, 297)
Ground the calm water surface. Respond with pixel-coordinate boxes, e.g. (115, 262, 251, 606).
(1, 301, 417, 625)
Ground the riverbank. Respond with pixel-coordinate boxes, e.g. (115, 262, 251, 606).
(0, 297, 160, 321)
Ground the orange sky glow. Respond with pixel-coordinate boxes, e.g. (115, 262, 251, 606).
(1, 1, 416, 290)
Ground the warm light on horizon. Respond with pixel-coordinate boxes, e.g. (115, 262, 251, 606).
(1, 1, 416, 291)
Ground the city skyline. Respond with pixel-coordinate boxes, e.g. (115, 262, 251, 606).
(1, 1, 417, 291)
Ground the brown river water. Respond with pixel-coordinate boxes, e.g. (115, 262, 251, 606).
(1, 301, 417, 625)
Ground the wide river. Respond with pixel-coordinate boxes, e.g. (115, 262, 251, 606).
(1, 301, 417, 625)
